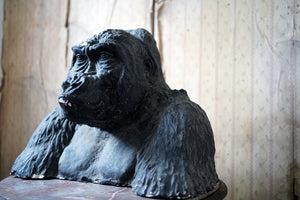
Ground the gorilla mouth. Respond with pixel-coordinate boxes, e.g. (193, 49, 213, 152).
(58, 96, 105, 120)
(59, 95, 104, 109)
(58, 97, 72, 107)
(58, 95, 118, 129)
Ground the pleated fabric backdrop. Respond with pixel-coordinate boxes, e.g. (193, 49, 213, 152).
(0, 0, 299, 199)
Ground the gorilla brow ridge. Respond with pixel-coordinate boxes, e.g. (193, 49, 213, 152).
(79, 29, 166, 88)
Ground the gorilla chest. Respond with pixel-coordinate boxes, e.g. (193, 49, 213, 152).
(58, 125, 137, 184)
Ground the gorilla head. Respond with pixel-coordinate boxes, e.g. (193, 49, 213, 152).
(58, 29, 169, 129)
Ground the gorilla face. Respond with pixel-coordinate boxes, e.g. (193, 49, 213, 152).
(58, 29, 156, 129)
(59, 42, 123, 128)
(58, 29, 168, 130)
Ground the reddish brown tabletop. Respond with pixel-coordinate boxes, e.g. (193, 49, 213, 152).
(0, 176, 227, 200)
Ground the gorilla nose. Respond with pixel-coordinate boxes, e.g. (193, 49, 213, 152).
(58, 96, 72, 107)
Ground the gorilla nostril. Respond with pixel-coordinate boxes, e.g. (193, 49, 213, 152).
(61, 81, 70, 91)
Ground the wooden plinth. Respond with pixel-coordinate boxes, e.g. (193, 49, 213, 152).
(0, 176, 227, 200)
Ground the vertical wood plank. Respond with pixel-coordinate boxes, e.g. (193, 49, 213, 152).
(66, 0, 153, 67)
(293, 0, 300, 198)
(0, 0, 3, 90)
(0, 0, 68, 179)
(155, 0, 202, 103)
(156, 0, 299, 199)
(232, 1, 252, 199)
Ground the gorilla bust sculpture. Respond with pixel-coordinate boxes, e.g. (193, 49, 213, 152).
(11, 28, 221, 199)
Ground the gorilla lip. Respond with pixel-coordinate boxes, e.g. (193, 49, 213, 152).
(58, 95, 106, 118)
(58, 96, 109, 127)
(59, 95, 103, 110)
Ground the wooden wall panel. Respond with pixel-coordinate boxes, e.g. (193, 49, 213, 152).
(156, 0, 202, 103)
(0, 0, 3, 91)
(0, 0, 68, 179)
(66, 0, 153, 67)
(156, 0, 299, 199)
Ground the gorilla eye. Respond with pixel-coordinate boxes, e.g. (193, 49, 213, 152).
(76, 54, 87, 63)
(95, 51, 115, 70)
(99, 52, 113, 61)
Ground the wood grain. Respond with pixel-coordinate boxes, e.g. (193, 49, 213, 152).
(66, 0, 153, 67)
(0, 0, 68, 179)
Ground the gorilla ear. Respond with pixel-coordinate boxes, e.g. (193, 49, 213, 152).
(126, 28, 154, 45)
(144, 57, 157, 80)
(126, 28, 163, 83)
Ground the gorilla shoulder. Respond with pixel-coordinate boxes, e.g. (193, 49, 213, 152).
(132, 89, 218, 199)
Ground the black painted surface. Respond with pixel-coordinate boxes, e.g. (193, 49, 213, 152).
(11, 29, 221, 199)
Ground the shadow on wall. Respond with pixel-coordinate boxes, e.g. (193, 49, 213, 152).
(251, 39, 299, 200)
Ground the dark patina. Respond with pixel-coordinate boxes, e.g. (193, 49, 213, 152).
(11, 28, 221, 199)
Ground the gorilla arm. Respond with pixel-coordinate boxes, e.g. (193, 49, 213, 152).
(132, 101, 219, 199)
(10, 107, 77, 179)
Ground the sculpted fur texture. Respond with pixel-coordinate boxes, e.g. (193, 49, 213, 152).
(11, 28, 219, 199)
